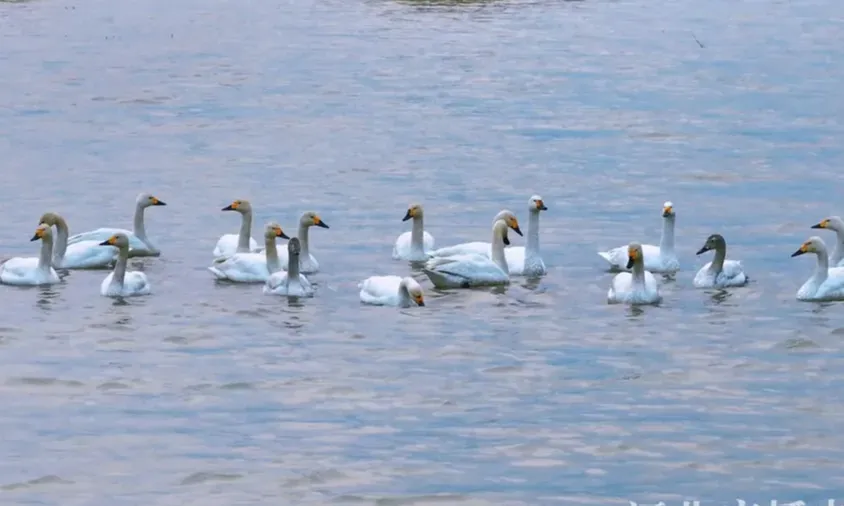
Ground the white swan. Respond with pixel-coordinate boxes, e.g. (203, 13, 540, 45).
(791, 236, 844, 301)
(277, 211, 329, 274)
(264, 237, 315, 297)
(38, 212, 118, 269)
(98, 233, 151, 297)
(598, 201, 679, 274)
(359, 275, 425, 307)
(607, 243, 661, 305)
(67, 192, 166, 257)
(810, 216, 844, 267)
(0, 224, 61, 286)
(392, 204, 435, 261)
(426, 209, 523, 258)
(422, 219, 513, 289)
(213, 199, 260, 258)
(693, 233, 748, 288)
(208, 223, 289, 283)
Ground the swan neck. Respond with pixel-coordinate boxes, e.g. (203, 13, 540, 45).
(53, 217, 69, 264)
(264, 236, 281, 273)
(398, 282, 412, 307)
(526, 209, 540, 256)
(298, 224, 310, 258)
(237, 211, 253, 252)
(831, 226, 844, 265)
(111, 246, 129, 287)
(710, 245, 727, 273)
(38, 235, 53, 271)
(133, 203, 148, 240)
(491, 230, 509, 274)
(287, 250, 300, 279)
(631, 259, 646, 284)
(411, 216, 425, 254)
(659, 216, 675, 253)
(813, 248, 830, 284)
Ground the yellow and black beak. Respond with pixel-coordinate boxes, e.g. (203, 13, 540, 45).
(402, 209, 414, 222)
(30, 231, 42, 241)
(222, 203, 236, 211)
(98, 236, 118, 246)
(662, 206, 673, 217)
(510, 221, 523, 236)
(151, 197, 166, 206)
(791, 244, 809, 257)
(626, 250, 638, 269)
(415, 295, 425, 307)
(314, 216, 329, 229)
(536, 200, 548, 211)
(276, 229, 290, 240)
(811, 220, 828, 229)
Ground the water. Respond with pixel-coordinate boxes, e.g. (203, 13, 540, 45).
(1, 0, 843, 503)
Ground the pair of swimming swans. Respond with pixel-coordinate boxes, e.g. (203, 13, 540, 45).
(67, 192, 166, 257)
(791, 236, 844, 301)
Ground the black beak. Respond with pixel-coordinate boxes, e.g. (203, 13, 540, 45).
(696, 245, 710, 255)
(791, 249, 806, 257)
(30, 233, 40, 242)
(417, 300, 425, 307)
(811, 222, 823, 229)
(222, 205, 234, 211)
(662, 211, 671, 218)
(503, 235, 510, 246)
(512, 225, 523, 237)
(316, 221, 329, 229)
(98, 239, 112, 246)
(626, 256, 635, 269)
(402, 210, 412, 222)
(278, 231, 290, 240)
(154, 200, 166, 206)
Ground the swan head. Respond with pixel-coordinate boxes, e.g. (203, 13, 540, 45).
(791, 236, 826, 257)
(530, 195, 547, 212)
(38, 212, 64, 227)
(98, 232, 129, 248)
(662, 201, 675, 218)
(493, 210, 523, 237)
(696, 233, 726, 255)
(222, 199, 252, 213)
(402, 204, 424, 222)
(626, 242, 644, 269)
(493, 219, 511, 246)
(264, 223, 290, 240)
(811, 216, 844, 231)
(30, 223, 52, 242)
(288, 237, 301, 257)
(137, 192, 166, 208)
(400, 277, 425, 306)
(302, 211, 329, 229)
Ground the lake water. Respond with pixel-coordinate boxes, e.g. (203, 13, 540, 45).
(1, 0, 844, 504)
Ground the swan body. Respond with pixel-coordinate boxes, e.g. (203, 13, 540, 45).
(392, 204, 435, 261)
(264, 238, 314, 297)
(67, 192, 167, 257)
(38, 212, 118, 269)
(213, 199, 259, 258)
(359, 275, 425, 307)
(598, 201, 679, 274)
(208, 223, 289, 283)
(693, 234, 748, 288)
(791, 236, 844, 301)
(607, 242, 661, 305)
(276, 212, 329, 274)
(0, 224, 61, 286)
(427, 209, 524, 259)
(98, 233, 151, 297)
(811, 216, 844, 267)
(427, 197, 547, 276)
(422, 219, 513, 289)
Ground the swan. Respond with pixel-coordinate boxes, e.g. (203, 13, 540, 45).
(0, 224, 61, 286)
(422, 219, 513, 289)
(598, 201, 679, 274)
(38, 212, 118, 269)
(392, 204, 435, 261)
(693, 233, 748, 288)
(810, 216, 844, 267)
(426, 210, 523, 258)
(791, 236, 844, 301)
(98, 233, 152, 297)
(607, 243, 661, 305)
(359, 275, 425, 307)
(208, 223, 289, 283)
(67, 192, 167, 257)
(264, 238, 314, 297)
(213, 199, 260, 258)
(276, 211, 329, 274)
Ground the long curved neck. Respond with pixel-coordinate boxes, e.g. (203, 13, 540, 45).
(812, 249, 830, 285)
(38, 235, 53, 271)
(110, 246, 129, 288)
(631, 258, 646, 285)
(411, 215, 425, 254)
(659, 216, 675, 254)
(53, 218, 69, 264)
(237, 211, 253, 252)
(132, 203, 148, 240)
(709, 245, 726, 273)
(398, 283, 412, 307)
(490, 230, 509, 274)
(525, 209, 540, 257)
(287, 251, 300, 280)
(264, 236, 281, 273)
(830, 226, 844, 265)
(297, 223, 310, 259)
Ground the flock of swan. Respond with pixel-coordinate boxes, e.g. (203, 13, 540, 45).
(1, 192, 844, 305)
